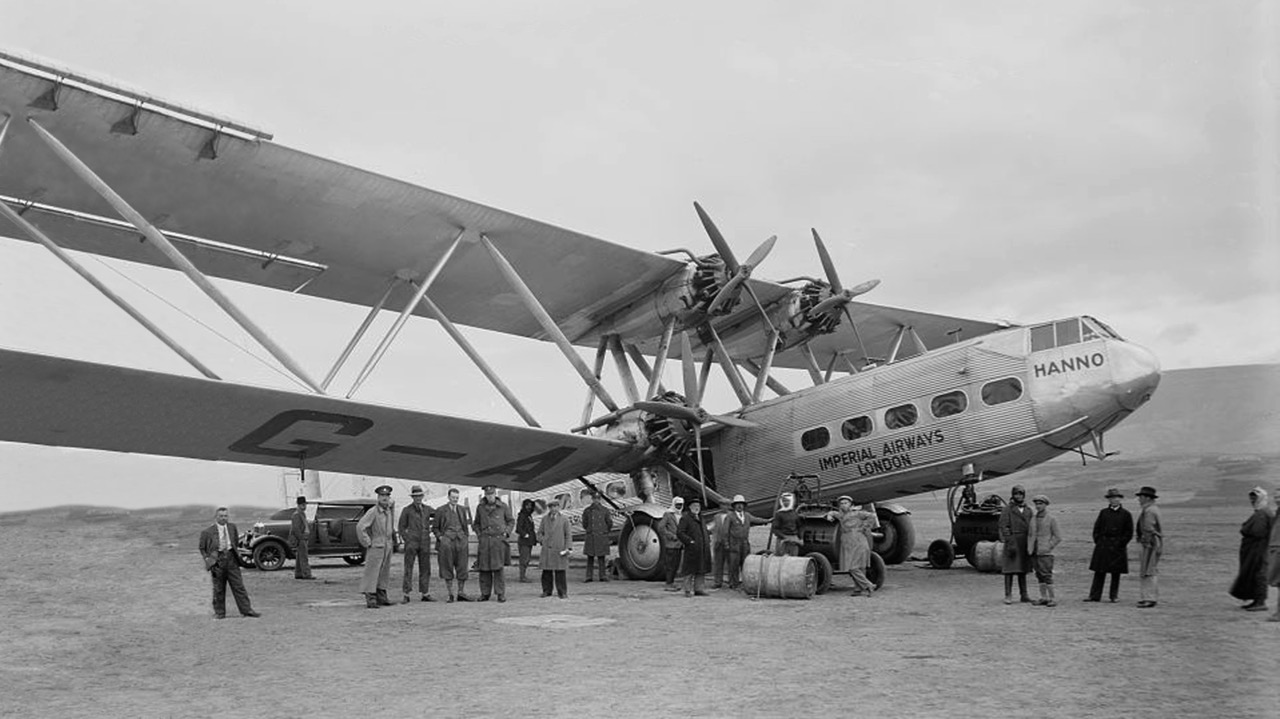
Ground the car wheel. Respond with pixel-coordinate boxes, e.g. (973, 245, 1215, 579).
(343, 551, 367, 566)
(253, 541, 287, 572)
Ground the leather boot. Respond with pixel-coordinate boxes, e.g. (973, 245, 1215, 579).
(1033, 584, 1047, 606)
(1003, 575, 1013, 604)
(376, 589, 394, 606)
(365, 593, 379, 609)
(599, 563, 608, 582)
(1045, 586, 1057, 607)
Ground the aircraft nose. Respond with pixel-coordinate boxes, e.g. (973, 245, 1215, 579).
(1111, 341, 1161, 411)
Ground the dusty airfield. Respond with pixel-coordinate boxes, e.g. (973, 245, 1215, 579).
(2, 485, 1277, 719)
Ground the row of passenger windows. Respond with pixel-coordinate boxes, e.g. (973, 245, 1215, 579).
(799, 377, 1024, 452)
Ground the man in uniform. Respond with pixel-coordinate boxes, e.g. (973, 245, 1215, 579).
(434, 487, 473, 602)
(581, 489, 612, 582)
(398, 485, 436, 603)
(198, 507, 261, 619)
(1135, 486, 1163, 608)
(472, 485, 514, 602)
(289, 496, 314, 580)
(356, 485, 396, 609)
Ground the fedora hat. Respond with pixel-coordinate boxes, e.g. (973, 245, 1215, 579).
(1104, 488, 1123, 498)
(1135, 486, 1158, 499)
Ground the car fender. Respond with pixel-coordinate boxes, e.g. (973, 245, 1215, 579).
(248, 534, 293, 559)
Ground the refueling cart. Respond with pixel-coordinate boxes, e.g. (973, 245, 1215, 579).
(926, 465, 1006, 570)
(767, 473, 888, 595)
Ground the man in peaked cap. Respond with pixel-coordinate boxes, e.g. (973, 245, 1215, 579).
(472, 484, 514, 602)
(1086, 488, 1133, 603)
(399, 485, 436, 603)
(1134, 486, 1163, 608)
(289, 496, 314, 580)
(356, 485, 396, 608)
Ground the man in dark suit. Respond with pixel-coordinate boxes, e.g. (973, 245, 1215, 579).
(198, 507, 261, 619)
(433, 487, 473, 602)
(289, 496, 314, 580)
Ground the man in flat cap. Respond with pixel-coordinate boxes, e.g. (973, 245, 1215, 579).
(434, 487, 473, 602)
(399, 485, 436, 603)
(1027, 494, 1061, 607)
(357, 485, 396, 608)
(1135, 486, 1163, 608)
(472, 484, 514, 602)
(289, 496, 314, 580)
(1085, 488, 1133, 602)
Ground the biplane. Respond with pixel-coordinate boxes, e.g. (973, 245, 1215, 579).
(0, 50, 1161, 579)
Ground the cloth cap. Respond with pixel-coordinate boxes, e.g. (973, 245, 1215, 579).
(687, 498, 703, 509)
(1031, 495, 1050, 505)
(409, 485, 425, 496)
(374, 485, 393, 496)
(1135, 486, 1158, 499)
(1104, 488, 1123, 498)
(731, 494, 746, 505)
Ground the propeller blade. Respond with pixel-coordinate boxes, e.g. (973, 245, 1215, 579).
(708, 414, 757, 428)
(694, 201, 739, 273)
(743, 234, 777, 270)
(680, 332, 699, 403)
(811, 228, 844, 294)
(848, 278, 881, 296)
(810, 278, 881, 316)
(706, 273, 747, 315)
(634, 401, 703, 424)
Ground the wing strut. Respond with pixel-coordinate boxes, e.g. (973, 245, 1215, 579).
(580, 337, 610, 426)
(25, 117, 325, 393)
(0, 116, 220, 380)
(347, 229, 463, 398)
(481, 235, 619, 412)
(740, 358, 792, 397)
(644, 318, 676, 399)
(704, 323, 754, 406)
(608, 335, 641, 404)
(321, 276, 400, 390)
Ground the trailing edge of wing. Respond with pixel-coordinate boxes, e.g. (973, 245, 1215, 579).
(0, 347, 646, 491)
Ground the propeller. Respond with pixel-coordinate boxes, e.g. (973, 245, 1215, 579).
(809, 228, 880, 317)
(694, 202, 778, 316)
(633, 332, 758, 430)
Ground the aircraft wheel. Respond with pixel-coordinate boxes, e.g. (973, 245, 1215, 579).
(806, 552, 833, 595)
(867, 552, 886, 590)
(342, 551, 367, 566)
(928, 539, 955, 569)
(617, 517, 664, 580)
(873, 510, 916, 565)
(252, 541, 286, 572)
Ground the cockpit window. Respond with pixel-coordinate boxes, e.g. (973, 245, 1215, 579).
(1030, 324, 1055, 352)
(1082, 316, 1122, 341)
(1055, 319, 1081, 347)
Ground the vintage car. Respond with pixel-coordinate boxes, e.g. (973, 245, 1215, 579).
(237, 499, 375, 571)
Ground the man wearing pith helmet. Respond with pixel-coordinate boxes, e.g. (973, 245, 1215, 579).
(723, 494, 753, 590)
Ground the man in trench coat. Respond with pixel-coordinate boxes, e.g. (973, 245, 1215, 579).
(581, 490, 612, 583)
(472, 485, 515, 602)
(538, 498, 573, 599)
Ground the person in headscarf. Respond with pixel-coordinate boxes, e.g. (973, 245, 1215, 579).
(1229, 486, 1274, 612)
(657, 497, 685, 591)
(515, 498, 538, 583)
(1267, 490, 1280, 622)
(997, 484, 1033, 604)
(771, 492, 802, 556)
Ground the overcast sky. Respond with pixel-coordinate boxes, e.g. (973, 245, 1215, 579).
(1, 1, 1276, 511)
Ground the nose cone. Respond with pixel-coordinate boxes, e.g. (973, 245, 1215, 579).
(1111, 341, 1161, 410)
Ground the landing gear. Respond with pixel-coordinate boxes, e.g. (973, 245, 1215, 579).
(616, 516, 664, 580)
(872, 509, 916, 565)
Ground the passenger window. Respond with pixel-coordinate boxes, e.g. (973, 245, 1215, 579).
(982, 378, 1023, 405)
(555, 492, 572, 509)
(884, 404, 918, 430)
(606, 481, 627, 499)
(1055, 319, 1081, 347)
(1030, 324, 1055, 352)
(800, 427, 830, 451)
(317, 505, 363, 521)
(931, 391, 968, 418)
(841, 416, 873, 440)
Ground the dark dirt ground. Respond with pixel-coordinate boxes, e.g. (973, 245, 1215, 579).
(1, 476, 1277, 718)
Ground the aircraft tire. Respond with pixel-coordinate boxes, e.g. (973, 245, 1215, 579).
(867, 552, 886, 589)
(252, 540, 287, 572)
(807, 552, 833, 595)
(928, 539, 955, 569)
(873, 510, 916, 565)
(616, 517, 664, 580)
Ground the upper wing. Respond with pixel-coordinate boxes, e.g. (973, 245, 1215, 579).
(0, 347, 646, 491)
(0, 51, 1004, 369)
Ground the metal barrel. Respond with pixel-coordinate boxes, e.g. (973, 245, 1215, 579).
(966, 540, 1006, 573)
(742, 554, 817, 599)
